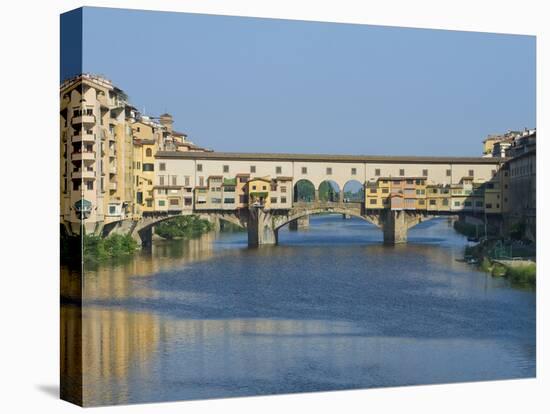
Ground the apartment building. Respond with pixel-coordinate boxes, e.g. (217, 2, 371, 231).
(60, 74, 135, 235)
(61, 74, 210, 235)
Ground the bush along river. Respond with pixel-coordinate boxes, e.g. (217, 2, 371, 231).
(61, 215, 536, 406)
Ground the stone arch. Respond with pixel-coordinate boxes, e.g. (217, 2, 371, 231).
(342, 179, 364, 203)
(293, 179, 316, 202)
(318, 180, 340, 202)
(274, 207, 380, 231)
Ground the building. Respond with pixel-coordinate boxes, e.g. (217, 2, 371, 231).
(505, 129, 536, 240)
(60, 74, 136, 235)
(482, 130, 521, 157)
(61, 74, 210, 235)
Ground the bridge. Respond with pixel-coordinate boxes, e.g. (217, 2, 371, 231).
(101, 151, 504, 247)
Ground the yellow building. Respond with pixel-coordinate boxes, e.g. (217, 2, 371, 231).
(247, 177, 271, 208)
(60, 74, 136, 235)
(426, 184, 451, 212)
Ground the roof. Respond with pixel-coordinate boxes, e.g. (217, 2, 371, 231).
(377, 176, 427, 181)
(155, 151, 504, 165)
(248, 177, 271, 183)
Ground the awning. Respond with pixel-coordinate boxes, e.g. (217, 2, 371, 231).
(74, 199, 92, 212)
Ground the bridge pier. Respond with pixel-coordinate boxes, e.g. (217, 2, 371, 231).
(247, 207, 278, 247)
(133, 226, 153, 248)
(381, 210, 408, 245)
(289, 215, 309, 231)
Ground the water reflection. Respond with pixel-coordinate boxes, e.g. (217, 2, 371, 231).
(61, 216, 536, 406)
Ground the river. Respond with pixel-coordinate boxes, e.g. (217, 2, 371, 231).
(61, 215, 536, 406)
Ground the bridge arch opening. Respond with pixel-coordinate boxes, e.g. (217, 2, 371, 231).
(294, 179, 316, 202)
(318, 180, 340, 202)
(343, 180, 364, 203)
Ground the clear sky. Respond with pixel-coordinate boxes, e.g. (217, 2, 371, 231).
(65, 7, 535, 156)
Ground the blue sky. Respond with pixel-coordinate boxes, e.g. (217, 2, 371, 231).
(63, 7, 535, 156)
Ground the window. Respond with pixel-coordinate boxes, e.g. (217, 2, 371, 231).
(159, 176, 165, 185)
(145, 148, 153, 157)
(171, 175, 177, 186)
(375, 168, 381, 176)
(442, 199, 449, 206)
(184, 198, 192, 206)
(146, 199, 153, 207)
(262, 185, 267, 190)
(199, 176, 204, 187)
(143, 163, 154, 172)
(86, 181, 93, 190)
(469, 169, 474, 177)
(270, 197, 277, 204)
(276, 166, 282, 174)
(382, 188, 389, 194)
(485, 203, 492, 209)
(429, 199, 436, 206)
(158, 200, 165, 207)
(326, 167, 332, 175)
(475, 201, 483, 207)
(454, 201, 461, 207)
(351, 168, 357, 175)
(422, 169, 428, 177)
(486, 183, 494, 189)
(250, 165, 256, 173)
(169, 199, 179, 206)
(211, 198, 222, 204)
(419, 200, 425, 205)
(446, 169, 451, 177)
(252, 185, 257, 190)
(159, 163, 166, 171)
(464, 201, 472, 207)
(197, 164, 203, 172)
(136, 192, 143, 204)
(280, 186, 287, 193)
(406, 179, 414, 184)
(184, 176, 190, 186)
(281, 197, 287, 203)
(399, 169, 405, 176)
(370, 188, 377, 194)
(370, 199, 377, 205)
(223, 165, 229, 173)
(496, 203, 500, 209)
(302, 167, 308, 174)
(224, 198, 235, 204)
(239, 176, 247, 183)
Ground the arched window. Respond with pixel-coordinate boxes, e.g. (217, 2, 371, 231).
(145, 148, 153, 157)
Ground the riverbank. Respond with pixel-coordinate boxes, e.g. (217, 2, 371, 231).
(465, 241, 536, 288)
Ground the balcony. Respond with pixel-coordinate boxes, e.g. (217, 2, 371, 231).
(72, 115, 95, 125)
(72, 170, 95, 180)
(72, 151, 95, 161)
(72, 133, 95, 143)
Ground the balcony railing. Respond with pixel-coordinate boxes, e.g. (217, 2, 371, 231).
(71, 151, 95, 161)
(72, 133, 95, 143)
(72, 115, 95, 125)
(72, 170, 95, 179)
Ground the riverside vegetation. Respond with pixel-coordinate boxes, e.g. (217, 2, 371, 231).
(465, 240, 536, 288)
(61, 215, 215, 264)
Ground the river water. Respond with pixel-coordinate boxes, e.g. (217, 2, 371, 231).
(61, 215, 536, 406)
